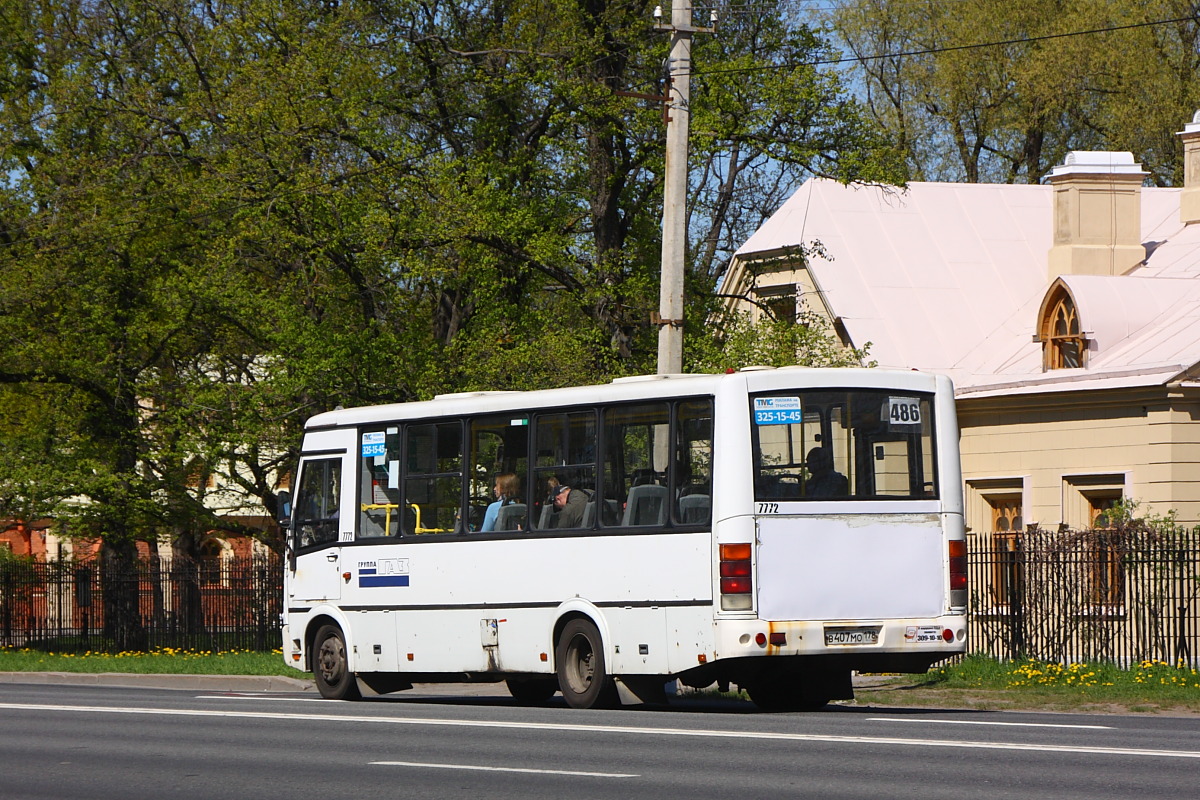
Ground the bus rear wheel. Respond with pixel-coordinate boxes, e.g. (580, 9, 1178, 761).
(313, 624, 361, 701)
(555, 618, 617, 709)
(505, 677, 558, 704)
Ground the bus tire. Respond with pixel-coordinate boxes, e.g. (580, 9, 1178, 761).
(555, 618, 617, 709)
(313, 624, 361, 701)
(505, 677, 558, 704)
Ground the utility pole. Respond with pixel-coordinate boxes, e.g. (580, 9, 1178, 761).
(654, 4, 713, 375)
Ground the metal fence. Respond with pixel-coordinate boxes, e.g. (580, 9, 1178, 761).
(5, 531, 1199, 665)
(0, 554, 282, 652)
(967, 526, 1200, 668)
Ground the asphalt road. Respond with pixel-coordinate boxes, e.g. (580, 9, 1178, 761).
(1, 677, 1197, 800)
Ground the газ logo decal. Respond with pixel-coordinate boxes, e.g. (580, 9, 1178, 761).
(358, 558, 410, 587)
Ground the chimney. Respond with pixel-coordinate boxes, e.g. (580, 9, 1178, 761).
(1046, 151, 1147, 279)
(1179, 110, 1200, 225)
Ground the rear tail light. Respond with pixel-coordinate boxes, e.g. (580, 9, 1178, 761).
(720, 543, 753, 611)
(949, 539, 967, 608)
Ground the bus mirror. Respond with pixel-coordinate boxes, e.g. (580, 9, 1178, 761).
(277, 490, 292, 527)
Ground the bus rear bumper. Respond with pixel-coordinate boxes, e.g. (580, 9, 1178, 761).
(712, 615, 967, 671)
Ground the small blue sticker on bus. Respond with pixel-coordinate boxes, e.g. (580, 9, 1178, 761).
(753, 396, 803, 425)
(361, 431, 387, 458)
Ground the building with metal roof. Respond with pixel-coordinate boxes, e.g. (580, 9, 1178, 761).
(724, 113, 1200, 531)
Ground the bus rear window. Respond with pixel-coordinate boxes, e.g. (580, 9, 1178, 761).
(751, 390, 936, 501)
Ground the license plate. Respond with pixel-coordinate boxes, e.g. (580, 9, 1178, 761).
(824, 627, 880, 646)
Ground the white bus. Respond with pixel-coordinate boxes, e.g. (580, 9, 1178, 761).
(282, 367, 967, 710)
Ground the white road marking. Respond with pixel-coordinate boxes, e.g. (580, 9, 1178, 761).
(370, 760, 637, 778)
(2, 702, 1198, 760)
(869, 717, 1113, 730)
(196, 695, 329, 702)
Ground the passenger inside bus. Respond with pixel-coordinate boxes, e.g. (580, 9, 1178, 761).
(804, 446, 848, 497)
(480, 472, 521, 532)
(551, 484, 588, 528)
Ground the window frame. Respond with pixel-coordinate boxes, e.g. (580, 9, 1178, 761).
(291, 456, 344, 552)
(1040, 288, 1087, 370)
(749, 388, 938, 502)
(349, 396, 715, 543)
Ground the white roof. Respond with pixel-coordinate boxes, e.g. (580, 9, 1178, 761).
(735, 180, 1200, 394)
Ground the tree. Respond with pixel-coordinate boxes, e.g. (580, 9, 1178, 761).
(0, 0, 894, 648)
(829, 0, 1200, 185)
(686, 310, 873, 373)
(688, 7, 906, 281)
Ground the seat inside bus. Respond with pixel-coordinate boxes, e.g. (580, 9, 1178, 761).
(623, 484, 668, 526)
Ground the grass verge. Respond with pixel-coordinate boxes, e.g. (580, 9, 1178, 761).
(852, 654, 1200, 715)
(4, 649, 1199, 714)
(0, 647, 300, 677)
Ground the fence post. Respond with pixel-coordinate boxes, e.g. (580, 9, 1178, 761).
(2, 567, 13, 648)
(1007, 533, 1026, 660)
(75, 566, 92, 649)
(1175, 535, 1192, 666)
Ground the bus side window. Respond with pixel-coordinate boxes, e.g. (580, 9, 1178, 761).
(601, 403, 670, 527)
(405, 421, 463, 534)
(469, 416, 530, 532)
(532, 411, 597, 530)
(359, 427, 401, 538)
(293, 458, 342, 549)
(675, 399, 713, 525)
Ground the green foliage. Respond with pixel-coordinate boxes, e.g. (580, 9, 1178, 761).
(0, 647, 296, 676)
(830, 1, 1200, 184)
(687, 310, 872, 373)
(0, 0, 893, 553)
(1098, 496, 1180, 533)
(920, 654, 1200, 697)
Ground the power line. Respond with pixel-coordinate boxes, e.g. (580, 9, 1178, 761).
(692, 14, 1199, 76)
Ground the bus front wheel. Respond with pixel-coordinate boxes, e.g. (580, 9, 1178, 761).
(313, 624, 361, 701)
(555, 619, 617, 709)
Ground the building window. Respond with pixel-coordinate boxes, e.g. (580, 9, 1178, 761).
(1064, 476, 1126, 610)
(1086, 490, 1124, 608)
(186, 462, 216, 490)
(754, 284, 797, 324)
(989, 495, 1023, 533)
(1063, 474, 1126, 530)
(987, 495, 1024, 609)
(966, 480, 1026, 612)
(989, 530, 1024, 610)
(198, 538, 227, 586)
(1088, 492, 1121, 528)
(965, 478, 1025, 534)
(1040, 288, 1086, 369)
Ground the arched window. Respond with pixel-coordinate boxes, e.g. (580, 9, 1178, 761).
(1040, 288, 1085, 370)
(198, 537, 227, 585)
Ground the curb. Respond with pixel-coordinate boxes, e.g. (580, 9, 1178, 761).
(0, 671, 316, 693)
(1, 672, 893, 696)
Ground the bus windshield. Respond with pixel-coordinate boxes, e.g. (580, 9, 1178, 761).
(752, 389, 936, 501)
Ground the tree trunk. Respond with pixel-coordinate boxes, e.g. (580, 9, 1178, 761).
(100, 539, 148, 651)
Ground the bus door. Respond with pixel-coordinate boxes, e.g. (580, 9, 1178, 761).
(290, 455, 348, 602)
